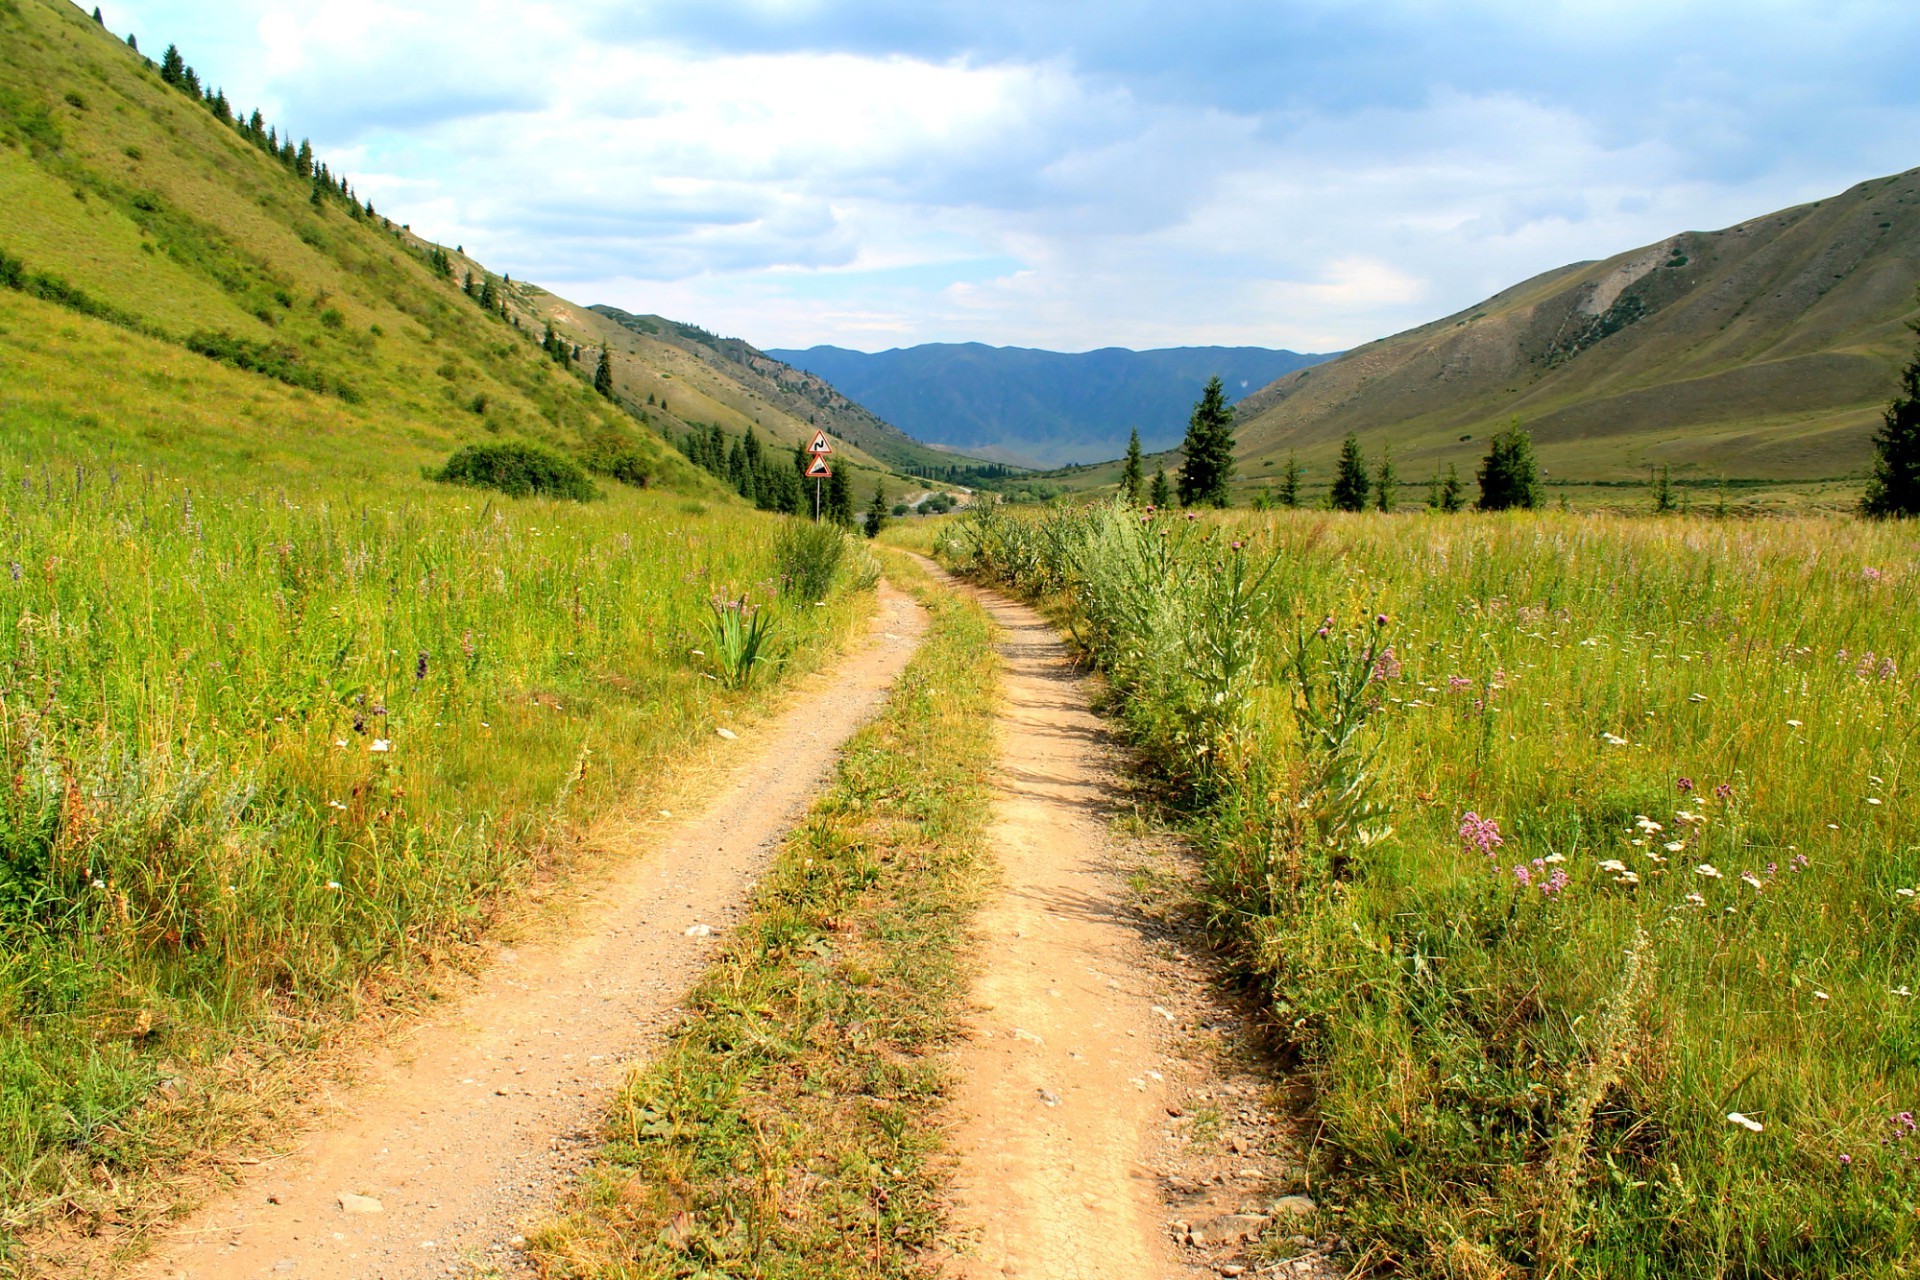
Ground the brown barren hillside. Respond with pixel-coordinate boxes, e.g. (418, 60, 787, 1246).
(1232, 167, 1920, 484)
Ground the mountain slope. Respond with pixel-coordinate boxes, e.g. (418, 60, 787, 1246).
(766, 342, 1333, 467)
(1230, 169, 1920, 484)
(586, 306, 982, 476)
(0, 0, 724, 492)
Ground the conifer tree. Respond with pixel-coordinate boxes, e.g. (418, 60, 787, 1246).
(1279, 452, 1302, 508)
(1120, 427, 1145, 505)
(826, 468, 854, 528)
(793, 442, 809, 475)
(160, 44, 184, 85)
(477, 276, 496, 310)
(1863, 316, 1920, 516)
(1176, 376, 1236, 507)
(126, 32, 136, 51)
(295, 139, 313, 177)
(1650, 463, 1677, 514)
(1330, 433, 1369, 511)
(248, 108, 264, 135)
(1374, 442, 1397, 512)
(1476, 425, 1542, 511)
(1149, 466, 1171, 508)
(1427, 463, 1466, 513)
(865, 481, 889, 539)
(92, 5, 102, 22)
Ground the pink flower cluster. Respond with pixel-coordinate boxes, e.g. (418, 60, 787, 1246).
(1460, 811, 1504, 856)
(1372, 646, 1403, 681)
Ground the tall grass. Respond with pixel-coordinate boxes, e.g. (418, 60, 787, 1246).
(0, 459, 872, 1245)
(946, 502, 1920, 1278)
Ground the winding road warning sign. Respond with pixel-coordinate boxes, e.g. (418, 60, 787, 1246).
(807, 430, 833, 455)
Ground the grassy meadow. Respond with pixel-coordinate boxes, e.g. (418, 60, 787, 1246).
(945, 502, 1920, 1278)
(0, 422, 877, 1250)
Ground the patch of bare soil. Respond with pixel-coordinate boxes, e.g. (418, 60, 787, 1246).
(936, 575, 1339, 1280)
(124, 584, 928, 1280)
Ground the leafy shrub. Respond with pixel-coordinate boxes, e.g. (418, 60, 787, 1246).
(580, 425, 651, 489)
(433, 442, 597, 501)
(185, 329, 348, 398)
(773, 519, 849, 602)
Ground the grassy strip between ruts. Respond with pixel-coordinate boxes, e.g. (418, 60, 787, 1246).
(530, 557, 997, 1280)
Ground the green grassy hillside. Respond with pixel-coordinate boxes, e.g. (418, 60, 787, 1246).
(1227, 168, 1920, 494)
(0, 0, 726, 497)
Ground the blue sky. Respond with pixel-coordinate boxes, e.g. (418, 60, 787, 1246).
(111, 0, 1920, 352)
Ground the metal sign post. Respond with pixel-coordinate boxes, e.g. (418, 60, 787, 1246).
(805, 432, 833, 520)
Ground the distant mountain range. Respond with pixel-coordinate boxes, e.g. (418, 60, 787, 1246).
(764, 343, 1334, 467)
(1225, 166, 1920, 485)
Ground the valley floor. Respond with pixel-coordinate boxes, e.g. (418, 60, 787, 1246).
(42, 567, 1328, 1280)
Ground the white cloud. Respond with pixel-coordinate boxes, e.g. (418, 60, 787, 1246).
(113, 0, 1920, 352)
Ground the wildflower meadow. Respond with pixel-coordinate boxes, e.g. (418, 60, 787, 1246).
(0, 458, 872, 1244)
(946, 502, 1920, 1277)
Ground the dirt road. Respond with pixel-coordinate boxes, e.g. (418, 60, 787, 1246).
(940, 581, 1185, 1280)
(132, 584, 927, 1280)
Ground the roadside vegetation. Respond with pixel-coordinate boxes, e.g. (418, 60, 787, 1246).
(534, 557, 996, 1279)
(946, 501, 1919, 1278)
(0, 444, 877, 1251)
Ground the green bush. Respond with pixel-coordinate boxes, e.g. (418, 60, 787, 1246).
(773, 519, 849, 602)
(579, 425, 651, 489)
(184, 329, 345, 398)
(433, 442, 597, 501)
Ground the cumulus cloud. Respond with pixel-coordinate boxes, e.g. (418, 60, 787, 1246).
(113, 0, 1920, 350)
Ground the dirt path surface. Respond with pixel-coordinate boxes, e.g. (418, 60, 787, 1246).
(939, 574, 1338, 1280)
(132, 584, 928, 1280)
(940, 580, 1183, 1280)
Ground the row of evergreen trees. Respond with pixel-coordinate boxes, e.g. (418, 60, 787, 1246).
(905, 461, 1020, 482)
(1320, 430, 1539, 513)
(148, 36, 376, 221)
(676, 425, 859, 522)
(1112, 376, 1542, 513)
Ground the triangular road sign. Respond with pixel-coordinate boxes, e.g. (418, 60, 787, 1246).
(806, 430, 833, 455)
(804, 455, 832, 479)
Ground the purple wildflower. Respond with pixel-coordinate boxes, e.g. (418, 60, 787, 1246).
(1460, 812, 1505, 856)
(1540, 869, 1570, 897)
(1371, 646, 1402, 681)
(1676, 776, 1694, 793)
(1513, 865, 1532, 888)
(1714, 782, 1734, 800)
